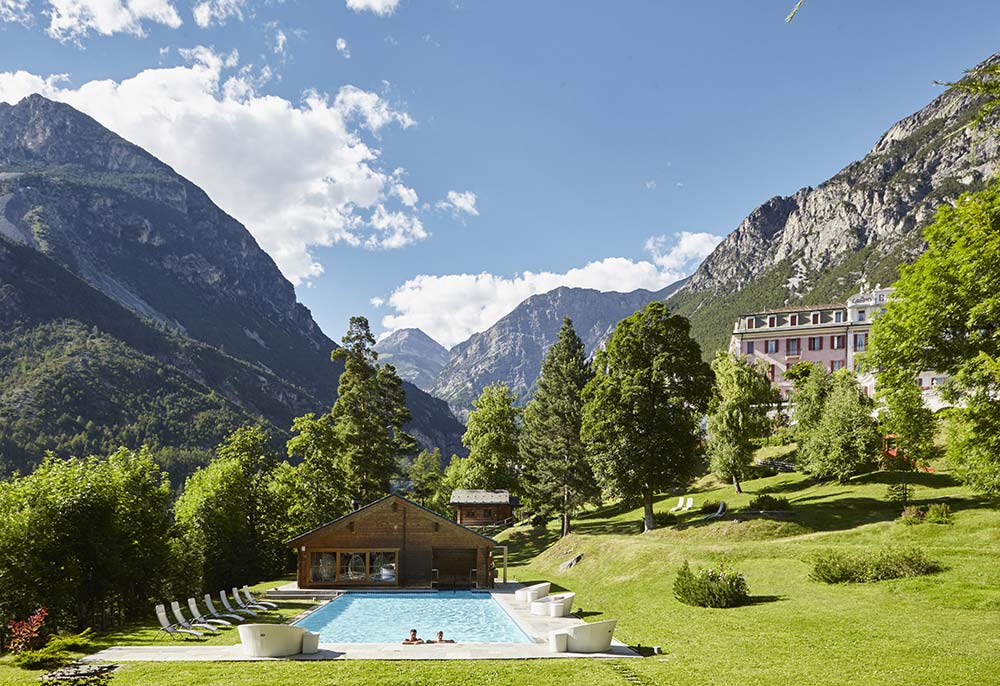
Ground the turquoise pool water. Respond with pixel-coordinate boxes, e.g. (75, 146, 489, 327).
(293, 591, 531, 643)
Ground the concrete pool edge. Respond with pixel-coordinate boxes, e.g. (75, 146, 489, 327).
(81, 584, 640, 661)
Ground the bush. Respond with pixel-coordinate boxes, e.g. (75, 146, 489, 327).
(925, 503, 954, 524)
(810, 546, 941, 584)
(899, 505, 925, 525)
(673, 561, 750, 608)
(748, 494, 791, 511)
(6, 607, 47, 653)
(11, 630, 95, 670)
(700, 500, 723, 514)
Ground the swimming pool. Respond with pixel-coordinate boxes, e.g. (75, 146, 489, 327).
(293, 591, 532, 644)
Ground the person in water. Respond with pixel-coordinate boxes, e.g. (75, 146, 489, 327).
(402, 629, 424, 645)
(431, 631, 455, 644)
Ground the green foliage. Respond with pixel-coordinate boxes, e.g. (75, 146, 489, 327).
(173, 425, 291, 593)
(519, 317, 599, 535)
(699, 500, 724, 514)
(899, 505, 925, 525)
(10, 630, 95, 670)
(802, 370, 880, 482)
(582, 302, 713, 531)
(785, 362, 831, 452)
(867, 179, 1000, 494)
(707, 352, 778, 493)
(673, 561, 750, 608)
(925, 503, 954, 525)
(406, 448, 449, 514)
(0, 448, 173, 638)
(461, 383, 521, 491)
(748, 494, 791, 511)
(810, 547, 941, 584)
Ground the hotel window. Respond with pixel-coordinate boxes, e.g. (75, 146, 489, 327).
(808, 336, 823, 351)
(746, 317, 755, 329)
(834, 310, 844, 323)
(787, 338, 800, 355)
(789, 314, 798, 326)
(766, 339, 779, 354)
(831, 335, 845, 349)
(857, 309, 866, 322)
(745, 341, 755, 354)
(811, 312, 820, 325)
(855, 333, 867, 351)
(830, 360, 845, 372)
(768, 364, 775, 381)
(932, 376, 946, 386)
(768, 315, 777, 328)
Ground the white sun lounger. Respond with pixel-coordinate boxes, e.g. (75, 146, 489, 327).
(188, 597, 231, 627)
(220, 590, 256, 616)
(530, 592, 576, 617)
(171, 601, 219, 633)
(668, 496, 686, 512)
(205, 594, 244, 622)
(154, 604, 202, 640)
(233, 587, 269, 613)
(549, 619, 617, 653)
(514, 582, 550, 605)
(242, 585, 279, 610)
(680, 497, 694, 512)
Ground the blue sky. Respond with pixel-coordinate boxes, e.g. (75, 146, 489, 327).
(2, 0, 1000, 347)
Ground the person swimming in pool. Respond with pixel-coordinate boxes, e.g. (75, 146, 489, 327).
(402, 629, 424, 645)
(430, 631, 455, 644)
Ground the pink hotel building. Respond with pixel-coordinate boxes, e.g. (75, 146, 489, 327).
(728, 287, 894, 398)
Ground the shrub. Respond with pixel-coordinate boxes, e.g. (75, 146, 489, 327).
(899, 505, 925, 525)
(810, 546, 941, 584)
(925, 503, 954, 524)
(11, 630, 95, 670)
(748, 494, 791, 511)
(653, 511, 677, 528)
(6, 607, 47, 653)
(700, 500, 723, 514)
(673, 561, 750, 608)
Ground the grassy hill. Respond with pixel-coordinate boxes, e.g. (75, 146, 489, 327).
(2, 456, 999, 685)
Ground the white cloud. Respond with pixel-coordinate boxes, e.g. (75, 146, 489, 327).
(0, 0, 31, 24)
(0, 47, 427, 283)
(46, 0, 182, 41)
(436, 189, 478, 217)
(375, 233, 723, 348)
(273, 28, 286, 54)
(336, 36, 350, 58)
(192, 0, 246, 27)
(346, 0, 398, 16)
(644, 179, 656, 190)
(370, 296, 384, 307)
(644, 231, 723, 272)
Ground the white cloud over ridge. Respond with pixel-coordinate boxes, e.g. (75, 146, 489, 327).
(0, 47, 429, 283)
(436, 189, 478, 217)
(346, 0, 398, 16)
(192, 0, 246, 28)
(375, 232, 723, 348)
(45, 0, 182, 41)
(0, 0, 31, 24)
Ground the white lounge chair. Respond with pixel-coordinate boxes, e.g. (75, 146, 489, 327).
(530, 592, 576, 617)
(242, 585, 279, 610)
(205, 594, 244, 622)
(514, 582, 551, 605)
(237, 624, 319, 657)
(549, 619, 617, 654)
(188, 597, 231, 627)
(681, 497, 694, 512)
(171, 601, 219, 633)
(233, 587, 269, 613)
(220, 590, 256, 616)
(668, 496, 685, 513)
(154, 603, 202, 640)
(696, 501, 727, 522)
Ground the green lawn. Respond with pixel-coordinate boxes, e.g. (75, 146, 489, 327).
(3, 463, 1000, 685)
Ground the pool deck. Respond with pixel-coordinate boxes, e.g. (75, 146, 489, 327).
(82, 584, 639, 662)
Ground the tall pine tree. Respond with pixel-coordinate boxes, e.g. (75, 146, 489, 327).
(520, 317, 598, 536)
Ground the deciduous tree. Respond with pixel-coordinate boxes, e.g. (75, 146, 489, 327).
(461, 383, 521, 492)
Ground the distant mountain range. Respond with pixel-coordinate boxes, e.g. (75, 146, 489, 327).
(430, 281, 686, 420)
(383, 53, 1000, 419)
(0, 95, 465, 478)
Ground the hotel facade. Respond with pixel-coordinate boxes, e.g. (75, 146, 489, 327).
(729, 287, 946, 402)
